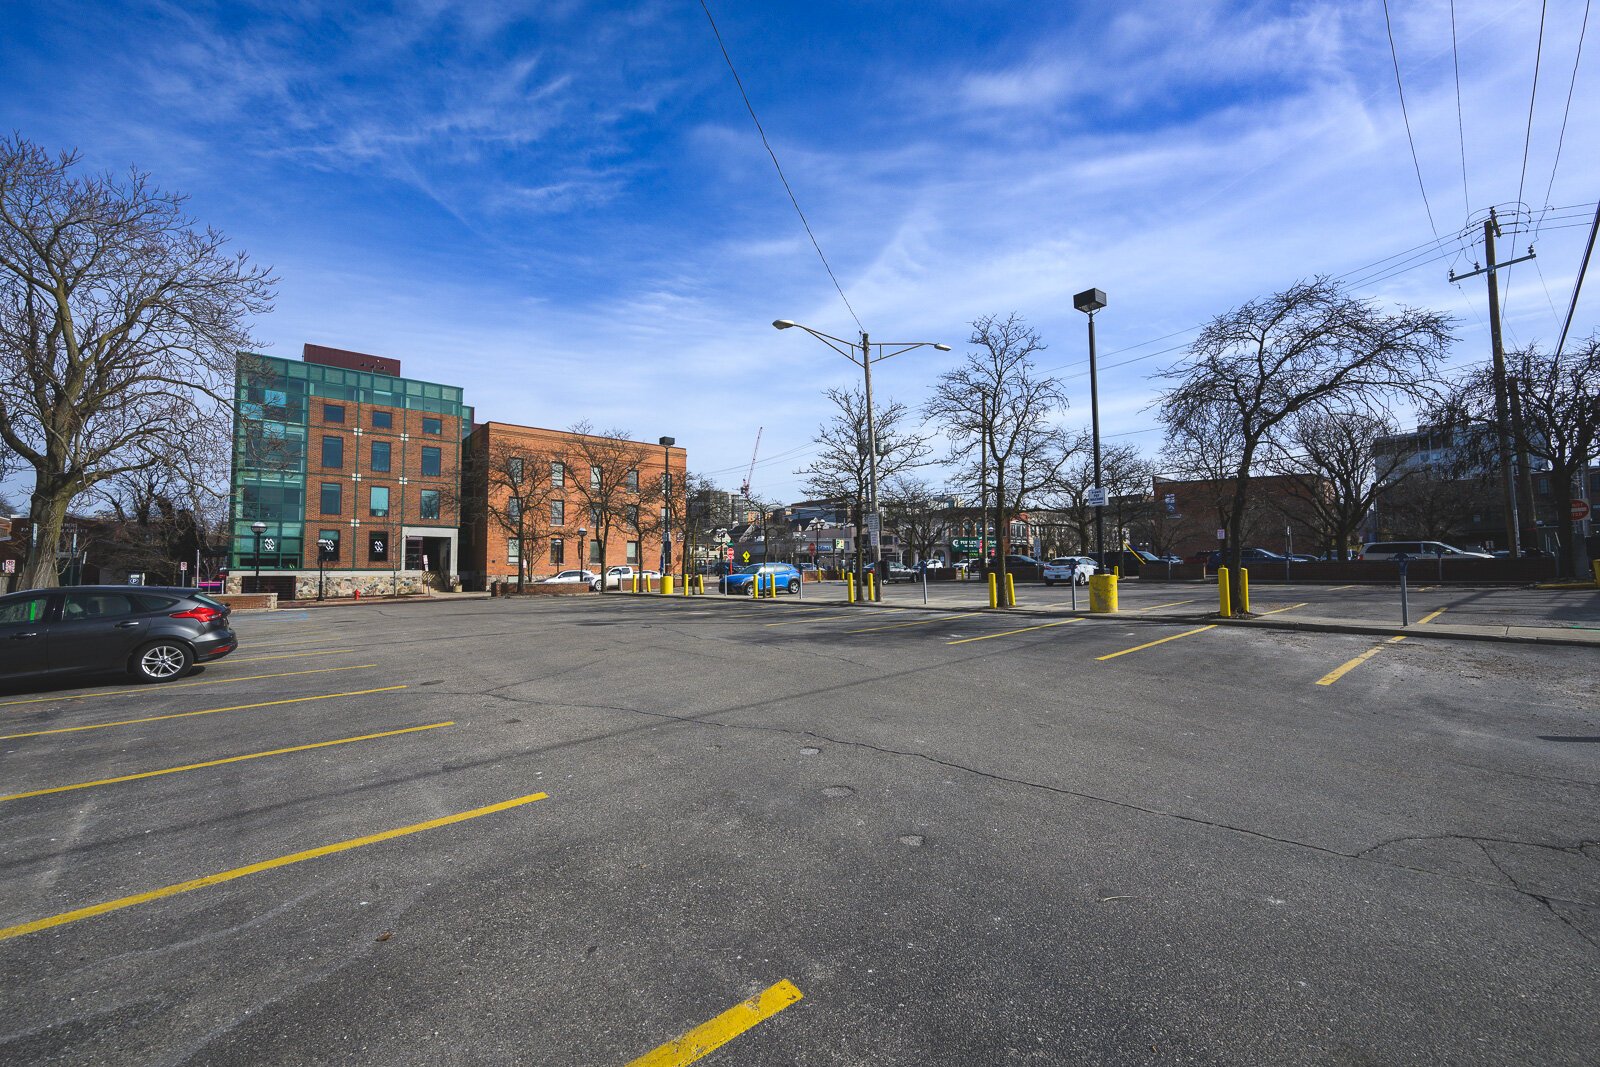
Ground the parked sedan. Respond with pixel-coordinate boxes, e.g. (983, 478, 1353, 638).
(1042, 556, 1098, 585)
(0, 585, 237, 684)
(543, 569, 601, 591)
(720, 563, 802, 595)
(885, 563, 919, 583)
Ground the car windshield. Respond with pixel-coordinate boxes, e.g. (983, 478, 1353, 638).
(736, 565, 762, 575)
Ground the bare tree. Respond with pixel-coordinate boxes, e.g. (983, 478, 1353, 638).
(0, 136, 275, 588)
(1266, 408, 1411, 560)
(925, 314, 1071, 604)
(1445, 337, 1600, 576)
(798, 386, 931, 581)
(475, 438, 558, 592)
(881, 475, 952, 564)
(1158, 278, 1451, 609)
(564, 422, 661, 589)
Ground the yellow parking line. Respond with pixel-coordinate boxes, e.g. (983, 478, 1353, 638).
(1257, 602, 1309, 616)
(1417, 608, 1446, 624)
(0, 791, 549, 943)
(1329, 584, 1358, 591)
(1133, 599, 1197, 613)
(849, 612, 984, 634)
(1315, 635, 1405, 686)
(763, 613, 859, 628)
(0, 665, 377, 708)
(1096, 625, 1217, 661)
(0, 686, 408, 740)
(947, 618, 1081, 645)
(627, 980, 804, 1067)
(1, 722, 450, 802)
(223, 648, 355, 664)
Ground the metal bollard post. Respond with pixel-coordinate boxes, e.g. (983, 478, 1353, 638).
(1240, 568, 1250, 614)
(1006, 572, 1016, 607)
(1071, 570, 1078, 611)
(922, 567, 928, 605)
(1218, 565, 1231, 617)
(987, 572, 998, 608)
(847, 575, 856, 603)
(1399, 559, 1410, 626)
(866, 573, 875, 602)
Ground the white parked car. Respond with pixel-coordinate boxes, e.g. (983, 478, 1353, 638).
(543, 569, 601, 591)
(604, 565, 662, 589)
(1042, 556, 1097, 585)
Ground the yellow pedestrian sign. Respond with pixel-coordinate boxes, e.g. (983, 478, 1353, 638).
(741, 551, 751, 563)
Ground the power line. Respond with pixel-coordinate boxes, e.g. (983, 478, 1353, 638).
(1450, 0, 1470, 219)
(1538, 0, 1590, 229)
(1503, 0, 1549, 323)
(1553, 199, 1600, 359)
(696, 0, 865, 335)
(1383, 0, 1440, 238)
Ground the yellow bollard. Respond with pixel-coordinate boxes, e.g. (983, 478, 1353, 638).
(1592, 560, 1599, 586)
(1005, 573, 1016, 607)
(866, 573, 876, 601)
(1240, 567, 1250, 614)
(1113, 565, 1120, 578)
(847, 575, 857, 603)
(988, 572, 999, 608)
(1089, 573, 1118, 613)
(1218, 565, 1231, 617)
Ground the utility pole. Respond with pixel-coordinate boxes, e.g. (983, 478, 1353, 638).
(1506, 376, 1541, 553)
(979, 393, 989, 568)
(1449, 209, 1535, 556)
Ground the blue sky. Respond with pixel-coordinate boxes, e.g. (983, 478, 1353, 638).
(3, 0, 1595, 502)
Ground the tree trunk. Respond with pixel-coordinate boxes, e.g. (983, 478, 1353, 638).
(22, 482, 74, 589)
(1550, 461, 1578, 579)
(995, 470, 1012, 606)
(1225, 456, 1255, 611)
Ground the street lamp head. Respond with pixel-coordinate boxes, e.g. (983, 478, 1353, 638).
(659, 436, 675, 447)
(933, 343, 952, 352)
(772, 319, 797, 330)
(251, 521, 267, 534)
(1073, 288, 1107, 314)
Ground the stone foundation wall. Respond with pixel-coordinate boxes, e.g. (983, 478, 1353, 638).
(224, 572, 432, 599)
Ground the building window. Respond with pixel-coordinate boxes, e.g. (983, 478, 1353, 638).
(626, 469, 639, 492)
(552, 461, 564, 487)
(551, 499, 565, 525)
(590, 465, 602, 490)
(372, 410, 392, 429)
(371, 440, 391, 472)
(370, 486, 389, 517)
(320, 482, 342, 516)
(368, 530, 389, 562)
(421, 446, 442, 477)
(626, 504, 638, 529)
(506, 499, 522, 524)
(550, 538, 564, 566)
(317, 530, 341, 562)
(590, 506, 600, 528)
(507, 538, 521, 565)
(323, 403, 345, 424)
(508, 457, 523, 483)
(321, 435, 343, 468)
(420, 489, 440, 520)
(626, 540, 639, 564)
(422, 417, 442, 435)
(589, 539, 602, 565)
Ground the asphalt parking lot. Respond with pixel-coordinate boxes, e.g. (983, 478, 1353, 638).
(2, 594, 1597, 1065)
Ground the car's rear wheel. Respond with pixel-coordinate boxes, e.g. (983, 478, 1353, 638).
(130, 640, 194, 682)
(1044, 579, 1055, 586)
(787, 579, 799, 594)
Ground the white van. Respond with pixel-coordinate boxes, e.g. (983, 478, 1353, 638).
(1360, 541, 1493, 560)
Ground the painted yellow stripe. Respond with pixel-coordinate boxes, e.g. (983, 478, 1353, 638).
(1417, 608, 1446, 625)
(223, 648, 355, 664)
(0, 686, 408, 740)
(763, 613, 859, 628)
(1096, 624, 1217, 661)
(849, 611, 984, 634)
(0, 791, 549, 943)
(1258, 602, 1309, 616)
(0, 665, 376, 709)
(1133, 599, 1197, 613)
(947, 618, 1081, 645)
(0, 722, 449, 802)
(1315, 636, 1405, 686)
(627, 980, 804, 1067)
(1329, 584, 1358, 591)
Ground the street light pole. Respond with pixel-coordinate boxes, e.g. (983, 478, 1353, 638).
(1073, 289, 1108, 565)
(773, 320, 950, 603)
(250, 520, 267, 593)
(659, 436, 675, 581)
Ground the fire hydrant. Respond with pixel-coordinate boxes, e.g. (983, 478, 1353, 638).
(353, 589, 361, 600)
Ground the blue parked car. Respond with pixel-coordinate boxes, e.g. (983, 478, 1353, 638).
(720, 563, 803, 595)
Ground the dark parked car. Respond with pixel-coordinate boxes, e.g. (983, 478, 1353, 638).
(885, 563, 918, 583)
(0, 585, 237, 684)
(1205, 547, 1287, 567)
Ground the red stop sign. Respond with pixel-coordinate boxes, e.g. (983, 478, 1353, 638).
(1573, 499, 1592, 522)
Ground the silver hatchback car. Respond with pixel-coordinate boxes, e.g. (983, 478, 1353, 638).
(0, 585, 238, 684)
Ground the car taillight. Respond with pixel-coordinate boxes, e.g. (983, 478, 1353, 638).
(170, 606, 222, 622)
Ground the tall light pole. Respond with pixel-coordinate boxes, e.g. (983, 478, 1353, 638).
(250, 520, 267, 592)
(774, 320, 950, 601)
(1073, 288, 1108, 564)
(659, 435, 675, 579)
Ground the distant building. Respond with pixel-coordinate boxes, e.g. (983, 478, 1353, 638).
(1150, 474, 1326, 559)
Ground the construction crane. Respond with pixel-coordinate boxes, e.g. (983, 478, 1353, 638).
(740, 427, 763, 501)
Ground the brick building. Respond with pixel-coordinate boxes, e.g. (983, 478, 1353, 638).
(230, 344, 472, 596)
(460, 422, 686, 590)
(1150, 474, 1328, 559)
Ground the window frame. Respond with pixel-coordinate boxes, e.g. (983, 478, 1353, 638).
(369, 485, 390, 518)
(321, 434, 344, 469)
(320, 482, 342, 516)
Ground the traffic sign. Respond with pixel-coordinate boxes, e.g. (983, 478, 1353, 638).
(1216, 528, 1226, 540)
(741, 550, 751, 563)
(179, 561, 188, 571)
(1086, 487, 1108, 508)
(2, 559, 13, 574)
(1573, 499, 1591, 522)
(723, 547, 734, 562)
